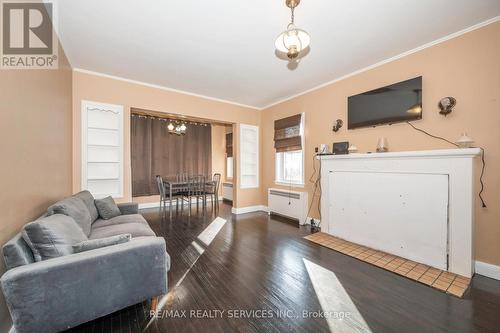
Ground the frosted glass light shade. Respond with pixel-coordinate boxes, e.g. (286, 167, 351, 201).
(275, 25, 310, 54)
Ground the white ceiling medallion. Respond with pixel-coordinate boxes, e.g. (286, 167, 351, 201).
(275, 0, 311, 60)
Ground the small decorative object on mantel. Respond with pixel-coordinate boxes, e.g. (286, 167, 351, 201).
(319, 144, 330, 154)
(348, 144, 358, 153)
(376, 137, 389, 152)
(438, 97, 456, 116)
(456, 133, 474, 148)
(332, 141, 349, 155)
(332, 119, 343, 132)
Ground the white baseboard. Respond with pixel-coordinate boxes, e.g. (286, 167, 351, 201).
(264, 212, 318, 226)
(138, 202, 162, 209)
(138, 197, 222, 209)
(232, 205, 268, 215)
(475, 261, 500, 281)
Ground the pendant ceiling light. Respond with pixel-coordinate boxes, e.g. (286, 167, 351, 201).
(167, 121, 187, 135)
(275, 0, 310, 60)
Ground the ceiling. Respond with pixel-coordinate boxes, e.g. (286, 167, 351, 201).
(57, 0, 500, 109)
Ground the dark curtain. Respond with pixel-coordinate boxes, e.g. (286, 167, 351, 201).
(131, 114, 212, 197)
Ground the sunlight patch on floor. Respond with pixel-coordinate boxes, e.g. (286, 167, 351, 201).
(303, 259, 372, 333)
(197, 217, 227, 246)
(157, 217, 228, 311)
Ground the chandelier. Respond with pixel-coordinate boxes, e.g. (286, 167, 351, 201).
(167, 121, 187, 135)
(275, 0, 310, 60)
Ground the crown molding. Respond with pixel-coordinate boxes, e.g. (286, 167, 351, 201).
(72, 68, 261, 111)
(260, 16, 500, 110)
(72, 16, 499, 111)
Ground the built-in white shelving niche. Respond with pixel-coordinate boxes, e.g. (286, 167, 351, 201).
(239, 124, 259, 189)
(81, 100, 124, 199)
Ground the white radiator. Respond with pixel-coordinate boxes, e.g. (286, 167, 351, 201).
(268, 188, 308, 225)
(222, 182, 233, 201)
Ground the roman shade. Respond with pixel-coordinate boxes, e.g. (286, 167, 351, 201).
(226, 133, 233, 157)
(274, 114, 303, 152)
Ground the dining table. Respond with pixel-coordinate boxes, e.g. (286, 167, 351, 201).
(162, 177, 216, 209)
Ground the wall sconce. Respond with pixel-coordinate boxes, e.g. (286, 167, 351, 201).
(332, 119, 343, 132)
(438, 97, 456, 116)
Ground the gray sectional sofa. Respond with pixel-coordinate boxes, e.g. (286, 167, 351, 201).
(1, 191, 170, 333)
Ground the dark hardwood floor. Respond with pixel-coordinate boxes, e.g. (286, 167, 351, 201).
(68, 202, 500, 333)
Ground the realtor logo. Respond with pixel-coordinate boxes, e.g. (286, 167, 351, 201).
(1, 0, 58, 69)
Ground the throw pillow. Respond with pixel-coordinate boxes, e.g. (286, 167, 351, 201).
(73, 190, 99, 222)
(47, 197, 92, 236)
(22, 214, 88, 261)
(72, 234, 131, 253)
(95, 196, 121, 220)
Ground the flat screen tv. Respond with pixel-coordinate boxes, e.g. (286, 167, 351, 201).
(348, 76, 422, 129)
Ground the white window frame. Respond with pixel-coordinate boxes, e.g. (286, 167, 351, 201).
(275, 150, 304, 187)
(275, 113, 305, 187)
(81, 100, 124, 199)
(239, 124, 259, 189)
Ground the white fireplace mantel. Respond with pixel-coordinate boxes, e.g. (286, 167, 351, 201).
(318, 148, 480, 277)
(318, 148, 481, 160)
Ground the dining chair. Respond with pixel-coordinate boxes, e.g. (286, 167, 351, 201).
(194, 175, 207, 208)
(205, 173, 221, 210)
(175, 174, 186, 209)
(155, 175, 167, 212)
(179, 175, 195, 214)
(159, 175, 184, 213)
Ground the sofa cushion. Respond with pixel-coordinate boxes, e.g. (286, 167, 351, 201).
(73, 190, 99, 222)
(95, 196, 121, 220)
(72, 234, 131, 253)
(47, 197, 92, 236)
(89, 223, 156, 239)
(21, 214, 88, 261)
(92, 214, 149, 229)
(2, 233, 35, 270)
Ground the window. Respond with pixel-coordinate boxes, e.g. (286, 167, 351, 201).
(274, 113, 304, 186)
(276, 150, 304, 185)
(225, 132, 233, 179)
(226, 156, 233, 179)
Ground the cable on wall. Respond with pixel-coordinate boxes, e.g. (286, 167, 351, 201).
(306, 153, 322, 230)
(407, 121, 487, 208)
(407, 121, 458, 147)
(478, 147, 487, 208)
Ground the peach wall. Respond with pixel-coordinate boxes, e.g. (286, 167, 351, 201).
(72, 71, 261, 208)
(0, 46, 73, 331)
(261, 22, 500, 266)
